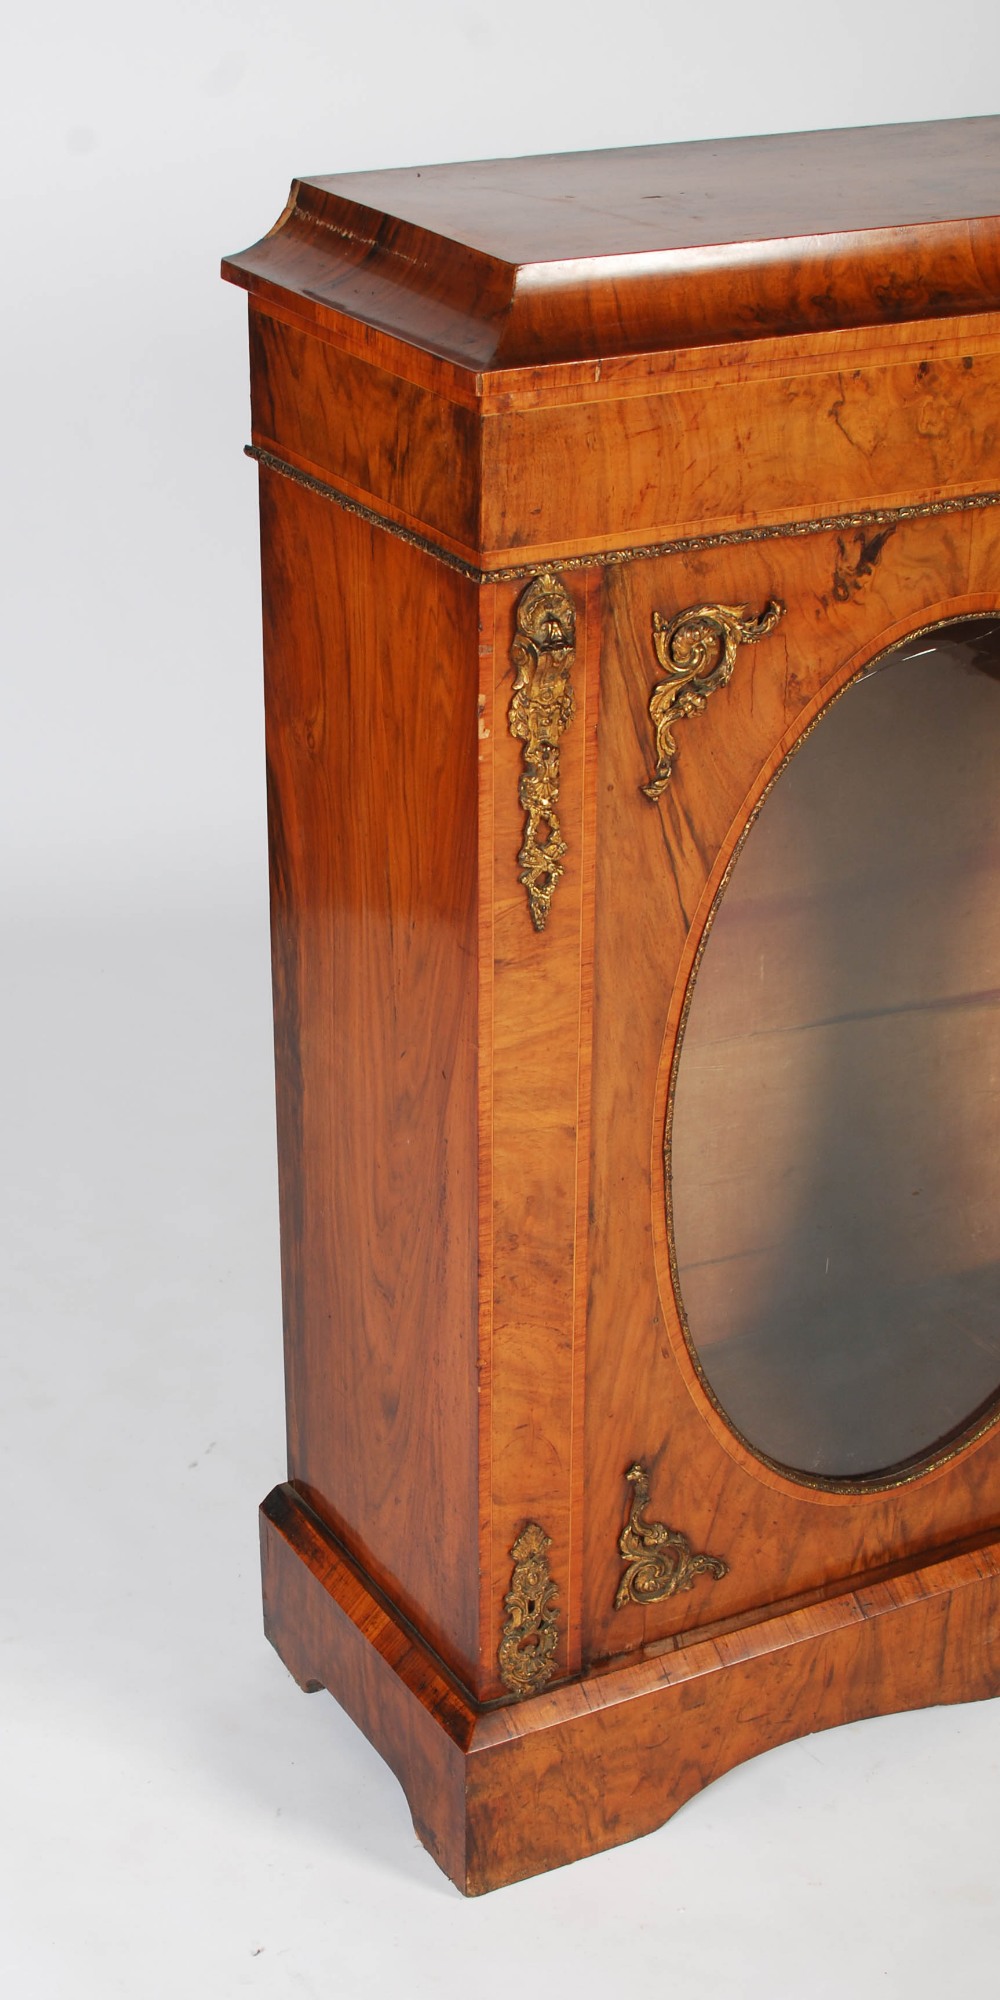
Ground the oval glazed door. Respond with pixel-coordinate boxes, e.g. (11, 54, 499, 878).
(585, 557, 1000, 1668)
(670, 617, 1000, 1487)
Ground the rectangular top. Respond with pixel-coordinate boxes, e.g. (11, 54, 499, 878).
(224, 116, 1000, 372)
(315, 117, 1000, 263)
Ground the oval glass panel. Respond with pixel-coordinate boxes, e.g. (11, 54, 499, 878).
(669, 620, 1000, 1482)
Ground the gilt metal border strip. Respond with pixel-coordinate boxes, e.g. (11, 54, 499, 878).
(246, 446, 1000, 585)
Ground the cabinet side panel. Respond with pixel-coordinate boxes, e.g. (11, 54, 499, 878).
(250, 308, 481, 558)
(258, 464, 481, 1684)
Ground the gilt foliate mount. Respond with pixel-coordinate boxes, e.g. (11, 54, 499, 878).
(615, 1462, 728, 1610)
(642, 599, 785, 800)
(508, 571, 577, 930)
(498, 1522, 561, 1696)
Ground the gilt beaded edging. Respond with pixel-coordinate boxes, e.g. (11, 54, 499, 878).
(246, 444, 1000, 583)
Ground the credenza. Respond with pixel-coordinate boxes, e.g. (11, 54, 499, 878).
(223, 116, 1000, 1892)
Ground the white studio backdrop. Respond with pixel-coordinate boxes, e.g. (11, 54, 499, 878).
(3, 4, 1000, 1996)
(3, 0, 1000, 901)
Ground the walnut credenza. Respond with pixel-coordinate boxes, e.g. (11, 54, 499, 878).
(223, 117, 1000, 1893)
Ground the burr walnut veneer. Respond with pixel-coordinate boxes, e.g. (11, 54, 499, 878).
(224, 116, 1000, 1893)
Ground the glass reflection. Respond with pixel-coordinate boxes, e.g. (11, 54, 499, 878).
(670, 620, 1000, 1480)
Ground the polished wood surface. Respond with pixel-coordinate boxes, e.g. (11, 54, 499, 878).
(263, 1482, 1000, 1894)
(223, 116, 1000, 367)
(479, 568, 601, 1686)
(260, 465, 482, 1685)
(584, 515, 1000, 1668)
(225, 118, 1000, 1890)
(242, 302, 1000, 566)
(249, 310, 481, 557)
(311, 120, 1000, 258)
(477, 335, 1000, 560)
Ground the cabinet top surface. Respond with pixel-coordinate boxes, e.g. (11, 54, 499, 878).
(310, 117, 1000, 264)
(223, 116, 1000, 374)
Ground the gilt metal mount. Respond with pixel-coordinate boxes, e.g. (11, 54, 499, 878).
(498, 1522, 560, 1696)
(615, 1462, 728, 1609)
(642, 599, 785, 800)
(508, 571, 577, 930)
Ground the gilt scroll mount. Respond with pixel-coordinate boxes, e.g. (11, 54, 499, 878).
(508, 571, 577, 931)
(498, 1522, 560, 1697)
(615, 1462, 728, 1609)
(642, 599, 785, 800)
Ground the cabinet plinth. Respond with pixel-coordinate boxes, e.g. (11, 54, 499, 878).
(224, 115, 1000, 1892)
